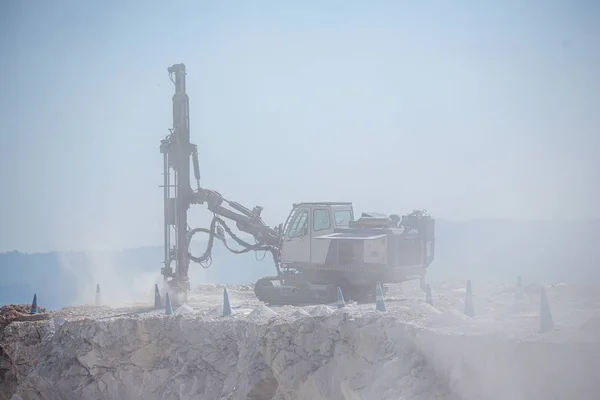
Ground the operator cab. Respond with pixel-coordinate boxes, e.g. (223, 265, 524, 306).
(280, 202, 354, 265)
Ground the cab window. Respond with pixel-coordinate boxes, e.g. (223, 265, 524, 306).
(334, 209, 352, 226)
(313, 209, 331, 231)
(288, 210, 309, 238)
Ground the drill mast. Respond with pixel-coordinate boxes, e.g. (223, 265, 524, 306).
(159, 63, 200, 296)
(159, 63, 277, 300)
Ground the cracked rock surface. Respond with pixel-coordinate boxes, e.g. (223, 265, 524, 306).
(2, 307, 458, 400)
(2, 281, 600, 400)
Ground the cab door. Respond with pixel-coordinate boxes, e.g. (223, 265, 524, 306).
(310, 207, 335, 264)
(280, 207, 311, 264)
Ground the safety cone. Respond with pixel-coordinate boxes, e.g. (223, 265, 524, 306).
(425, 284, 433, 306)
(165, 293, 173, 315)
(154, 284, 161, 309)
(30, 294, 38, 315)
(464, 280, 475, 317)
(375, 283, 387, 312)
(95, 284, 101, 306)
(516, 276, 524, 299)
(223, 287, 232, 316)
(336, 287, 345, 308)
(540, 286, 554, 333)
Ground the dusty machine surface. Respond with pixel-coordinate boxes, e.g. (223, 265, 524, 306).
(255, 205, 435, 304)
(159, 63, 435, 305)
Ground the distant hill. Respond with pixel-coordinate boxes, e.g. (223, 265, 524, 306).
(0, 240, 274, 311)
(1, 219, 598, 310)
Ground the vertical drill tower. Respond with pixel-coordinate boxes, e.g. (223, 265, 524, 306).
(159, 63, 200, 298)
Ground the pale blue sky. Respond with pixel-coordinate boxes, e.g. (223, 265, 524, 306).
(1, 0, 598, 252)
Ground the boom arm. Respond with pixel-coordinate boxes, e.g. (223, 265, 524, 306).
(185, 185, 282, 276)
(192, 187, 282, 249)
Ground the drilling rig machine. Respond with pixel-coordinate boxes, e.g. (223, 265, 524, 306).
(160, 63, 435, 305)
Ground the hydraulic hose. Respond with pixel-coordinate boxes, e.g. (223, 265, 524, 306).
(187, 216, 281, 274)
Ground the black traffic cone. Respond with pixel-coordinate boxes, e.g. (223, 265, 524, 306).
(425, 284, 433, 306)
(540, 286, 554, 333)
(154, 284, 161, 309)
(165, 293, 173, 315)
(95, 284, 101, 306)
(464, 280, 475, 317)
(30, 293, 38, 314)
(516, 276, 524, 299)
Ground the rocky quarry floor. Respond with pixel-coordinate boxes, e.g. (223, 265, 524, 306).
(1, 280, 599, 400)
